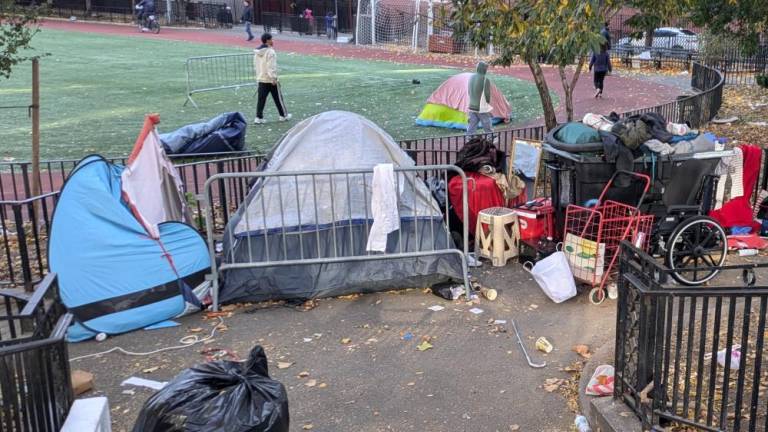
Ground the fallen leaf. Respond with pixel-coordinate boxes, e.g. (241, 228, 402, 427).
(189, 327, 203, 333)
(305, 379, 317, 387)
(298, 371, 310, 378)
(416, 341, 433, 351)
(407, 382, 416, 386)
(302, 424, 313, 430)
(142, 366, 160, 373)
(318, 383, 328, 388)
(510, 425, 520, 431)
(573, 345, 592, 359)
(277, 362, 294, 369)
(340, 337, 352, 345)
(543, 378, 564, 392)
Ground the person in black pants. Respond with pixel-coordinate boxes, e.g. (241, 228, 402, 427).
(253, 33, 292, 124)
(241, 0, 254, 41)
(589, 46, 612, 98)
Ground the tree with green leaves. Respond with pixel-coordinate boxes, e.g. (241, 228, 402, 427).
(1, 0, 45, 79)
(689, 0, 767, 54)
(452, 0, 615, 130)
(622, 0, 692, 48)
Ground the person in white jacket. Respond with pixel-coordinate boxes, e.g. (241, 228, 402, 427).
(253, 33, 291, 124)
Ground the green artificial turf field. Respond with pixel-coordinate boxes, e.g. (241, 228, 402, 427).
(0, 29, 552, 161)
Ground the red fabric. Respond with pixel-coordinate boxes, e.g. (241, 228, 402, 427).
(727, 234, 768, 250)
(710, 145, 762, 230)
(448, 172, 524, 232)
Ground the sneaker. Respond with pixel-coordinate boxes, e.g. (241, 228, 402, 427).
(247, 36, 254, 41)
(594, 89, 601, 98)
(141, 27, 149, 32)
(279, 114, 293, 122)
(253, 117, 265, 124)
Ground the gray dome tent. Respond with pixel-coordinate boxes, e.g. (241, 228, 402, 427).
(219, 111, 463, 303)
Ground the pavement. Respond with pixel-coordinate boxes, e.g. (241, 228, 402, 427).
(40, 19, 684, 127)
(68, 263, 617, 432)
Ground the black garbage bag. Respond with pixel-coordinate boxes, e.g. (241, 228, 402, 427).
(132, 346, 289, 432)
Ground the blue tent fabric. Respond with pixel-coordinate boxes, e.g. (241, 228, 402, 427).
(48, 156, 210, 342)
(160, 112, 247, 155)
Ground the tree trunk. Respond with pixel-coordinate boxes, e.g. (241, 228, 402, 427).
(527, 60, 557, 131)
(645, 25, 654, 48)
(557, 57, 586, 122)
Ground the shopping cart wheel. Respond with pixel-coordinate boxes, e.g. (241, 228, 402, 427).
(589, 287, 606, 305)
(665, 215, 727, 286)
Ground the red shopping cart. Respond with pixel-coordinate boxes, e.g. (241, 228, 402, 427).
(563, 171, 654, 304)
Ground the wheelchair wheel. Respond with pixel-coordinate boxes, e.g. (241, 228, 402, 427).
(150, 20, 160, 34)
(665, 216, 727, 285)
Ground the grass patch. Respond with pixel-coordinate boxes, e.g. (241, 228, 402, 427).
(0, 29, 551, 160)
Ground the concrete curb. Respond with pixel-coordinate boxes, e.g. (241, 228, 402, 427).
(578, 342, 643, 432)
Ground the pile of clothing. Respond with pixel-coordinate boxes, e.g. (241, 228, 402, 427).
(446, 138, 526, 237)
(582, 112, 714, 169)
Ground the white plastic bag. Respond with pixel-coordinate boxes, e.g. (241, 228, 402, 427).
(585, 365, 614, 396)
(716, 345, 742, 370)
(525, 252, 577, 303)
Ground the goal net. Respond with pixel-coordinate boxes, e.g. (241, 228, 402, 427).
(355, 0, 474, 54)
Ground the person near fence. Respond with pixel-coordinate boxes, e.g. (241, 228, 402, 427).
(254, 33, 292, 124)
(589, 47, 612, 98)
(467, 61, 494, 136)
(241, 0, 254, 41)
(326, 11, 337, 40)
(600, 21, 611, 51)
(135, 0, 155, 32)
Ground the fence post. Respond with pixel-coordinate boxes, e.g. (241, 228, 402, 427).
(12, 204, 33, 292)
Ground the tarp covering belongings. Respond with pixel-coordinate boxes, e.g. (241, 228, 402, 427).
(415, 73, 511, 130)
(160, 112, 247, 155)
(220, 110, 463, 303)
(49, 115, 210, 342)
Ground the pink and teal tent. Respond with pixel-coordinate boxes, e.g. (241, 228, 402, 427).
(416, 73, 511, 130)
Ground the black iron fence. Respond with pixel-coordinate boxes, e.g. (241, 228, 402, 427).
(40, 0, 236, 28)
(0, 273, 73, 432)
(616, 242, 768, 431)
(605, 13, 768, 85)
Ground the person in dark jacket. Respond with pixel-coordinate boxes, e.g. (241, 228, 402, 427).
(589, 47, 612, 98)
(600, 22, 611, 51)
(241, 0, 254, 41)
(135, 0, 155, 31)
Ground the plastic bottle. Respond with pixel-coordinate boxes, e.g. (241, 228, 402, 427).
(574, 415, 592, 432)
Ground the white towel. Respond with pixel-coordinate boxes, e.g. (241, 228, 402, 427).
(366, 164, 400, 252)
(715, 147, 744, 210)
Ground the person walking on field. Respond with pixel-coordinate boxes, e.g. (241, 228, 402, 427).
(467, 61, 494, 135)
(589, 46, 612, 98)
(253, 33, 292, 124)
(241, 0, 254, 41)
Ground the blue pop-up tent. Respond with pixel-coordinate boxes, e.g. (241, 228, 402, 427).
(49, 154, 210, 342)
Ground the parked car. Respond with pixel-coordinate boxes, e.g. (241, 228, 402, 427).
(615, 27, 699, 56)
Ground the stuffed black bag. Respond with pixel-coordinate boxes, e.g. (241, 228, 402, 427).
(132, 346, 289, 432)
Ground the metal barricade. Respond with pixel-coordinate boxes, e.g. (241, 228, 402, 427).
(184, 53, 256, 108)
(201, 165, 470, 310)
